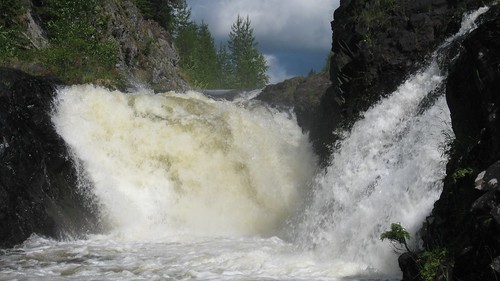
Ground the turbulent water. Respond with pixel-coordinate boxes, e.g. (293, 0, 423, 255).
(0, 8, 489, 281)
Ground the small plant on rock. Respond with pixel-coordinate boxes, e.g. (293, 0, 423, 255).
(419, 248, 450, 281)
(380, 222, 412, 253)
(451, 167, 473, 183)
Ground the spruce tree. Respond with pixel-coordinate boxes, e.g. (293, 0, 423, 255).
(216, 43, 234, 88)
(227, 15, 269, 89)
(192, 23, 219, 88)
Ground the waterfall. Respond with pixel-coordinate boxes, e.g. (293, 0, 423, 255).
(52, 88, 317, 239)
(294, 7, 489, 274)
(15, 7, 488, 280)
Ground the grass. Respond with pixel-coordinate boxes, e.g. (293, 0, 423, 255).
(0, 0, 126, 88)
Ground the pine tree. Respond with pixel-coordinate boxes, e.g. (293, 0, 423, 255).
(171, 0, 191, 38)
(134, 0, 182, 32)
(216, 43, 234, 88)
(227, 15, 269, 89)
(175, 21, 198, 70)
(191, 23, 219, 88)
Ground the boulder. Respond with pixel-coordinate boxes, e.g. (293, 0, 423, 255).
(0, 68, 100, 248)
(256, 72, 335, 162)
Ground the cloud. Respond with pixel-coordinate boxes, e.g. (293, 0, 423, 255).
(264, 54, 294, 84)
(188, 0, 339, 52)
(186, 0, 340, 81)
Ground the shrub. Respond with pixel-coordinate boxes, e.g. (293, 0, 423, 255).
(451, 167, 473, 183)
(419, 248, 450, 281)
(380, 222, 412, 253)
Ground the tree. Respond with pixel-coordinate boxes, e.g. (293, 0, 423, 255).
(190, 22, 219, 88)
(173, 12, 269, 89)
(170, 0, 191, 38)
(134, 0, 185, 32)
(380, 222, 412, 253)
(216, 43, 235, 88)
(227, 15, 269, 88)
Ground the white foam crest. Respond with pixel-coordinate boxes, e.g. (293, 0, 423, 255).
(52, 85, 317, 239)
(445, 7, 489, 43)
(296, 61, 450, 274)
(294, 7, 490, 275)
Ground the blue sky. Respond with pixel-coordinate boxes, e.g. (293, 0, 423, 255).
(186, 0, 340, 84)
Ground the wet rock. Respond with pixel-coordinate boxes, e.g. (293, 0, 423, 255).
(255, 76, 306, 108)
(418, 5, 500, 281)
(310, 0, 495, 164)
(0, 68, 100, 248)
(256, 72, 334, 161)
(475, 161, 500, 191)
(399, 252, 420, 281)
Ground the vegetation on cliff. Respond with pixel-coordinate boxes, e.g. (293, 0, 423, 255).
(0, 0, 123, 87)
(0, 0, 268, 90)
(416, 6, 500, 280)
(174, 10, 269, 89)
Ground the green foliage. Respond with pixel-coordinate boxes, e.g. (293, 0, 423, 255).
(174, 13, 269, 89)
(36, 0, 121, 85)
(0, 0, 26, 59)
(322, 51, 333, 73)
(380, 222, 412, 252)
(419, 248, 450, 281)
(175, 21, 221, 88)
(171, 0, 191, 38)
(41, 0, 98, 41)
(134, 0, 184, 32)
(381, 224, 452, 280)
(438, 129, 456, 158)
(359, 0, 399, 44)
(359, 0, 398, 23)
(0, 25, 23, 59)
(217, 43, 236, 87)
(227, 15, 269, 88)
(451, 167, 473, 183)
(0, 0, 23, 26)
(0, 0, 124, 86)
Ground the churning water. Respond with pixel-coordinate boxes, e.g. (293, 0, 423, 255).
(0, 7, 489, 281)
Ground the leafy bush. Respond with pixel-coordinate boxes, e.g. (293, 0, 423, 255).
(0, 26, 21, 58)
(35, 0, 121, 85)
(0, 0, 25, 59)
(451, 167, 473, 183)
(419, 248, 450, 281)
(380, 222, 412, 252)
(0, 0, 23, 26)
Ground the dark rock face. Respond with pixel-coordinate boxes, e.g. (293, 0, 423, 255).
(0, 68, 100, 248)
(256, 76, 306, 109)
(256, 72, 342, 162)
(405, 6, 500, 281)
(256, 72, 333, 144)
(308, 0, 493, 163)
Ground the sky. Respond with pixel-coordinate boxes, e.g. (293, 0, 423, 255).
(186, 0, 340, 84)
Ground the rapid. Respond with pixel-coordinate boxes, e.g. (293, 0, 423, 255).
(0, 7, 489, 281)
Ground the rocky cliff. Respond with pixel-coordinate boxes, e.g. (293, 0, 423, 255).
(0, 68, 100, 248)
(259, 0, 500, 279)
(411, 6, 500, 281)
(255, 72, 332, 141)
(2, 0, 187, 91)
(102, 1, 188, 90)
(326, 1, 500, 279)
(258, 0, 493, 165)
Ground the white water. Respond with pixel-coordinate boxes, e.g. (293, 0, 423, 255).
(0, 8, 488, 281)
(295, 63, 449, 274)
(50, 88, 317, 239)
